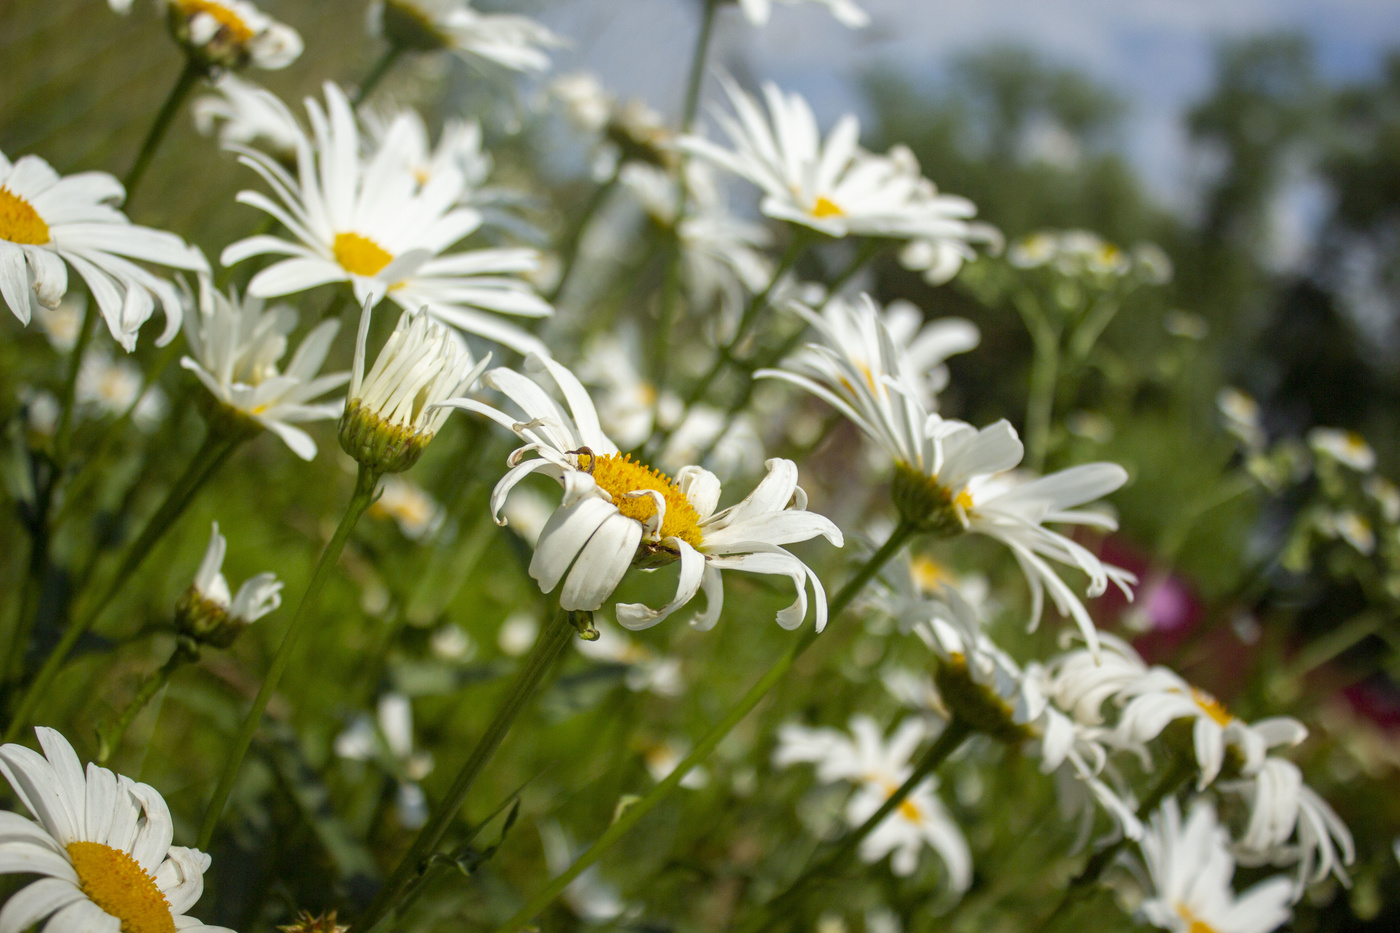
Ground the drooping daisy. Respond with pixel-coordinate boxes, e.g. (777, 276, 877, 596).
(340, 299, 489, 474)
(193, 73, 302, 158)
(1134, 799, 1292, 933)
(0, 727, 233, 933)
(176, 521, 283, 647)
(367, 0, 561, 71)
(682, 78, 980, 241)
(161, 0, 303, 71)
(221, 83, 552, 356)
(1219, 756, 1355, 893)
(441, 355, 842, 629)
(736, 0, 870, 28)
(180, 281, 348, 461)
(0, 150, 208, 349)
(774, 714, 970, 890)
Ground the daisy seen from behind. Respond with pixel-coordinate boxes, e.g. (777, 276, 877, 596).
(180, 280, 349, 461)
(441, 355, 843, 629)
(160, 0, 303, 71)
(368, 0, 561, 71)
(176, 521, 283, 648)
(0, 150, 208, 349)
(221, 82, 552, 356)
(0, 727, 233, 933)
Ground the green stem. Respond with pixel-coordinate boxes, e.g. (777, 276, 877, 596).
(357, 608, 580, 933)
(97, 638, 198, 764)
(123, 57, 203, 205)
(547, 171, 620, 305)
(196, 462, 381, 849)
(4, 425, 245, 743)
(1016, 292, 1061, 473)
(352, 46, 403, 108)
(490, 522, 919, 933)
(738, 718, 974, 933)
(1032, 753, 1196, 933)
(1270, 612, 1383, 702)
(681, 0, 720, 134)
(53, 299, 99, 468)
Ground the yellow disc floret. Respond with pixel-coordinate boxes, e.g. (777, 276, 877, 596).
(333, 232, 395, 277)
(0, 186, 50, 245)
(576, 451, 704, 549)
(811, 195, 845, 218)
(173, 0, 255, 43)
(66, 842, 177, 933)
(1189, 688, 1233, 727)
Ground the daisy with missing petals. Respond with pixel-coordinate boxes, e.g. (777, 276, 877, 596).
(0, 150, 208, 349)
(442, 356, 842, 628)
(759, 297, 1133, 652)
(737, 0, 870, 28)
(1134, 799, 1292, 933)
(340, 300, 488, 475)
(176, 521, 283, 648)
(682, 78, 980, 241)
(0, 727, 233, 933)
(161, 0, 303, 72)
(368, 0, 561, 71)
(774, 714, 971, 890)
(180, 281, 349, 460)
(222, 83, 552, 356)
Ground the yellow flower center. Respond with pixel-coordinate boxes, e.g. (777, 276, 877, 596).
(173, 0, 254, 43)
(954, 488, 975, 510)
(0, 186, 50, 245)
(867, 777, 926, 824)
(1176, 904, 1218, 933)
(811, 196, 845, 219)
(333, 232, 395, 277)
(66, 842, 176, 933)
(1190, 687, 1233, 727)
(909, 555, 949, 594)
(575, 451, 703, 549)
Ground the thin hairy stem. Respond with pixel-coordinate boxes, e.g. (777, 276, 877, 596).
(97, 638, 199, 763)
(123, 57, 203, 204)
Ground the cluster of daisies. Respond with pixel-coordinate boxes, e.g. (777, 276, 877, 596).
(0, 1, 1369, 932)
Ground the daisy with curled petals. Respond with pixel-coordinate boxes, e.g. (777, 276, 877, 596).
(160, 0, 303, 71)
(441, 356, 842, 629)
(0, 727, 232, 933)
(0, 150, 208, 349)
(774, 714, 971, 889)
(759, 296, 1134, 653)
(1134, 799, 1292, 933)
(180, 280, 349, 461)
(368, 0, 562, 71)
(737, 0, 870, 28)
(221, 83, 552, 356)
(682, 78, 980, 241)
(1219, 756, 1354, 894)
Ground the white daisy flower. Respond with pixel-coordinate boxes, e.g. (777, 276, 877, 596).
(0, 727, 233, 933)
(221, 82, 552, 356)
(340, 300, 489, 474)
(193, 73, 302, 158)
(682, 78, 979, 241)
(759, 299, 1133, 651)
(361, 107, 494, 205)
(77, 347, 168, 431)
(368, 0, 561, 71)
(334, 694, 434, 829)
(549, 73, 613, 135)
(180, 282, 349, 461)
(37, 294, 86, 351)
(774, 714, 970, 890)
(538, 821, 632, 923)
(642, 739, 709, 789)
(1115, 668, 1307, 789)
(898, 221, 1002, 286)
(1217, 387, 1264, 449)
(1317, 509, 1376, 555)
(108, 0, 135, 13)
(177, 521, 282, 647)
(1308, 427, 1375, 472)
(369, 475, 446, 540)
(442, 356, 842, 628)
(1219, 756, 1354, 893)
(1365, 475, 1400, 523)
(0, 150, 208, 349)
(1135, 799, 1292, 933)
(737, 0, 870, 28)
(161, 0, 303, 71)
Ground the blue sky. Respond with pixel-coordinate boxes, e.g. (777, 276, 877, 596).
(537, 0, 1400, 203)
